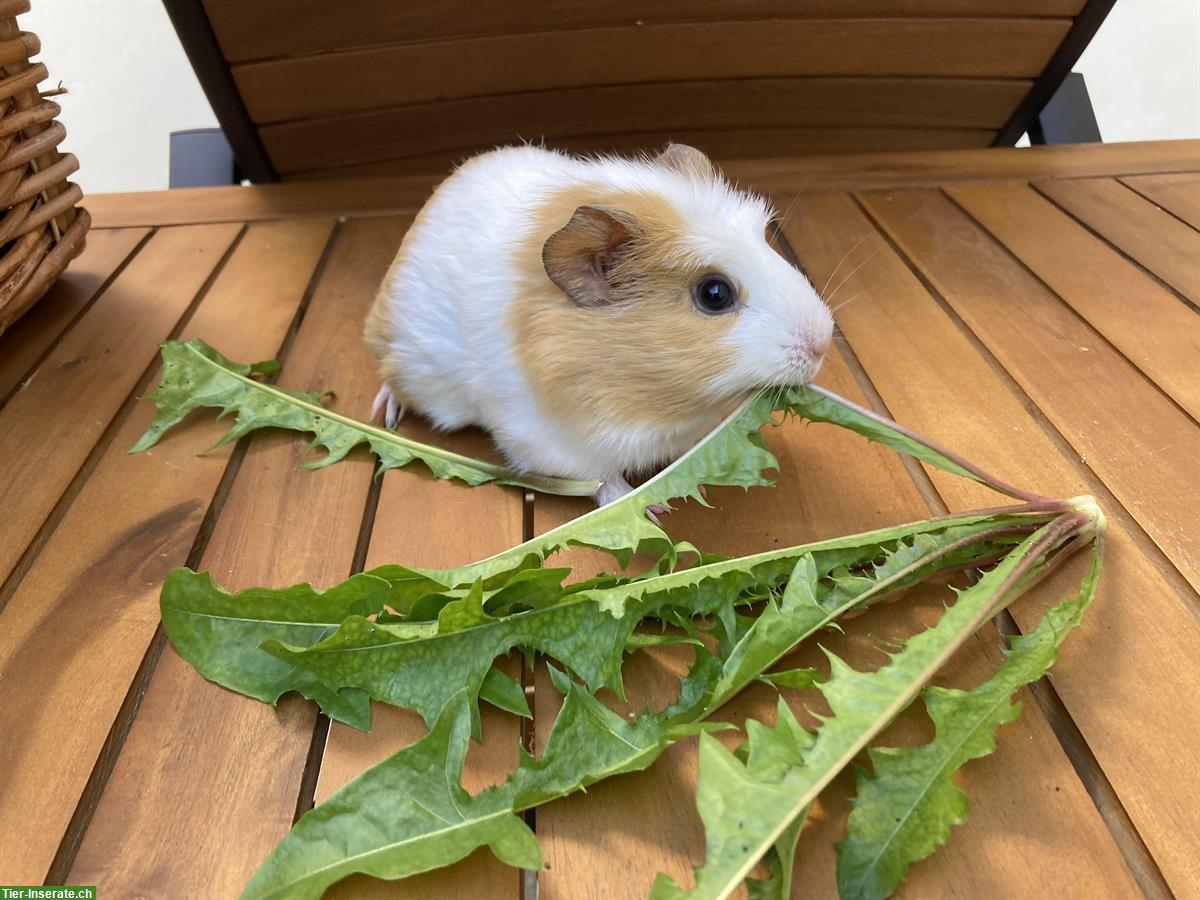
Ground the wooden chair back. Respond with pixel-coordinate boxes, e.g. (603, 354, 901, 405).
(169, 1, 1116, 181)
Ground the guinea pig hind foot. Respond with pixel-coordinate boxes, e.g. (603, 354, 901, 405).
(594, 476, 670, 524)
(371, 385, 405, 429)
(594, 476, 634, 509)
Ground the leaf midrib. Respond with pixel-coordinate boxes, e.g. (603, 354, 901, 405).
(846, 652, 1047, 894)
(252, 805, 516, 900)
(183, 341, 600, 495)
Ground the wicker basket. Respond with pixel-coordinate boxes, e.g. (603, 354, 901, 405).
(0, 0, 88, 338)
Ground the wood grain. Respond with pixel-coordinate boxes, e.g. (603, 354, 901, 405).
(67, 217, 399, 896)
(317, 421, 525, 898)
(0, 226, 147, 404)
(233, 20, 1069, 123)
(858, 187, 1200, 587)
(0, 223, 240, 588)
(261, 77, 1028, 171)
(205, 0, 1085, 63)
(1036, 176, 1200, 305)
(0, 219, 334, 884)
(846, 187, 1200, 893)
(530, 350, 1133, 896)
(946, 182, 1200, 422)
(282, 128, 995, 180)
(1120, 172, 1200, 232)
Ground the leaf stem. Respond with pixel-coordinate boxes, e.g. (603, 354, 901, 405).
(805, 384, 1053, 504)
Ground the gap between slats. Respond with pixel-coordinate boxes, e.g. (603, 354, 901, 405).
(1029, 180, 1200, 316)
(41, 220, 345, 884)
(1118, 175, 1200, 234)
(292, 455, 386, 824)
(780, 203, 1174, 898)
(937, 187, 1200, 436)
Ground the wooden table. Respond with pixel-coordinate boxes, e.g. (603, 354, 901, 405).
(1, 140, 1197, 899)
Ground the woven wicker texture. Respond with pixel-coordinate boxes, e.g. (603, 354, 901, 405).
(0, 0, 88, 338)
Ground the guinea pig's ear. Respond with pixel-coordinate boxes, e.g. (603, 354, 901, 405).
(542, 205, 634, 308)
(655, 143, 717, 181)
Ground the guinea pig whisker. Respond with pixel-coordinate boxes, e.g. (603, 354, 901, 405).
(768, 383, 784, 411)
(819, 234, 869, 300)
(824, 248, 879, 309)
(774, 193, 802, 231)
(831, 290, 866, 314)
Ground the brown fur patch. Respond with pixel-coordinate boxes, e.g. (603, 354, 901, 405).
(510, 186, 741, 429)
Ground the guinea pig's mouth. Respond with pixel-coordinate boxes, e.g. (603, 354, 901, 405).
(782, 349, 826, 386)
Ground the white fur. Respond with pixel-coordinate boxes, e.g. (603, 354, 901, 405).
(371, 145, 833, 503)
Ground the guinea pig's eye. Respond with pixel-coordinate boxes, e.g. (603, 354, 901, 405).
(692, 275, 738, 315)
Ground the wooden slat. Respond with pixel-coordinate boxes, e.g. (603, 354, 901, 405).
(282, 128, 996, 180)
(722, 140, 1200, 191)
(946, 181, 1200, 422)
(85, 175, 439, 228)
(68, 217, 397, 896)
(0, 218, 334, 884)
(846, 187, 1200, 893)
(317, 424, 525, 899)
(1036, 177, 1200, 305)
(261, 78, 1029, 171)
(0, 223, 240, 589)
(1120, 173, 1200, 231)
(205, 0, 1085, 63)
(531, 350, 1136, 897)
(81, 143, 1200, 228)
(861, 187, 1200, 589)
(0, 226, 148, 404)
(233, 20, 1070, 123)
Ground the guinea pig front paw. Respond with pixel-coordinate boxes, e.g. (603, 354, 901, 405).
(370, 385, 405, 430)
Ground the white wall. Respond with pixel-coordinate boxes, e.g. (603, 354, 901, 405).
(23, 0, 217, 194)
(1075, 0, 1200, 142)
(19, 0, 1200, 195)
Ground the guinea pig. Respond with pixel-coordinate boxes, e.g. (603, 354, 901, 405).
(364, 143, 834, 507)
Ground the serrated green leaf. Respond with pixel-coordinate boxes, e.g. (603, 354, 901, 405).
(232, 515, 1058, 899)
(507, 663, 718, 809)
(652, 513, 1093, 899)
(244, 651, 723, 900)
(239, 691, 542, 900)
(132, 339, 599, 495)
(159, 568, 389, 730)
(259, 514, 1038, 726)
(836, 543, 1102, 900)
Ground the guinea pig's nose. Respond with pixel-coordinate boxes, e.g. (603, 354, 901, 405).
(806, 331, 831, 361)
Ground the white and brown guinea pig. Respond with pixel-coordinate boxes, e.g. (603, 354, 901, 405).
(364, 143, 834, 507)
